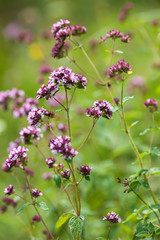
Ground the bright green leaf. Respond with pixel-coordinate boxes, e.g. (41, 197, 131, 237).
(69, 216, 84, 240)
(155, 228, 160, 235)
(122, 96, 134, 105)
(63, 183, 72, 191)
(56, 212, 75, 229)
(136, 231, 150, 237)
(150, 147, 160, 156)
(150, 167, 160, 176)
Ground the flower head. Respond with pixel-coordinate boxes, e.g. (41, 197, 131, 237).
(103, 212, 121, 223)
(101, 29, 130, 43)
(80, 166, 93, 176)
(31, 188, 43, 198)
(143, 99, 158, 112)
(4, 185, 15, 195)
(107, 59, 132, 78)
(49, 136, 78, 159)
(86, 100, 113, 119)
(61, 169, 70, 179)
(32, 215, 41, 222)
(46, 157, 56, 168)
(71, 25, 87, 36)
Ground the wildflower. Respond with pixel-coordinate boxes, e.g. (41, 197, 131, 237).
(58, 123, 67, 132)
(20, 126, 43, 144)
(2, 197, 17, 207)
(4, 185, 15, 195)
(143, 99, 158, 112)
(16, 29, 33, 44)
(118, 2, 133, 22)
(31, 188, 43, 198)
(121, 35, 130, 43)
(49, 136, 78, 160)
(86, 100, 113, 119)
(37, 82, 59, 100)
(7, 139, 20, 153)
(38, 64, 53, 75)
(75, 74, 88, 90)
(101, 30, 130, 43)
(46, 157, 56, 168)
(107, 59, 132, 78)
(79, 166, 93, 176)
(103, 212, 121, 223)
(51, 19, 71, 40)
(27, 107, 54, 128)
(71, 25, 87, 36)
(25, 168, 35, 176)
(1, 205, 7, 213)
(61, 169, 70, 179)
(42, 172, 53, 180)
(32, 215, 41, 222)
(12, 97, 38, 118)
(114, 98, 119, 105)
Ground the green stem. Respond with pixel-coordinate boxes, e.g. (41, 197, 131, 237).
(77, 119, 97, 151)
(53, 97, 67, 110)
(65, 88, 72, 140)
(14, 193, 33, 205)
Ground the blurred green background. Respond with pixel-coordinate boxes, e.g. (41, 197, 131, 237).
(1, 0, 160, 239)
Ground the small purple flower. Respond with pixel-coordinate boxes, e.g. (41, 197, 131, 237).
(101, 29, 130, 43)
(25, 168, 35, 176)
(80, 166, 93, 176)
(71, 25, 87, 36)
(103, 212, 121, 223)
(51, 19, 71, 40)
(118, 2, 133, 22)
(32, 215, 41, 222)
(27, 107, 54, 128)
(143, 99, 158, 112)
(49, 136, 78, 160)
(114, 98, 119, 105)
(46, 157, 56, 168)
(4, 185, 15, 195)
(86, 100, 113, 119)
(16, 29, 33, 44)
(31, 188, 43, 198)
(1, 205, 7, 213)
(42, 172, 53, 180)
(58, 123, 67, 132)
(61, 169, 70, 179)
(2, 197, 17, 207)
(38, 65, 53, 75)
(20, 126, 43, 144)
(37, 82, 59, 100)
(121, 35, 130, 43)
(107, 59, 132, 78)
(75, 74, 88, 90)
(7, 139, 20, 153)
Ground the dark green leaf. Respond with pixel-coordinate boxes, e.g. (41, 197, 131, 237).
(69, 216, 84, 240)
(128, 181, 141, 193)
(150, 167, 160, 176)
(56, 212, 75, 229)
(85, 175, 90, 181)
(148, 222, 155, 232)
(138, 169, 148, 176)
(65, 158, 72, 163)
(53, 174, 61, 189)
(63, 183, 72, 191)
(136, 231, 150, 237)
(36, 201, 49, 211)
(155, 228, 160, 235)
(17, 202, 31, 214)
(151, 204, 160, 209)
(137, 177, 150, 190)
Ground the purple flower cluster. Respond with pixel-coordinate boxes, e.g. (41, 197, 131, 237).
(27, 107, 54, 128)
(46, 157, 56, 168)
(2, 197, 17, 207)
(80, 166, 93, 176)
(7, 139, 20, 153)
(58, 123, 67, 132)
(42, 172, 53, 180)
(118, 2, 133, 22)
(86, 100, 113, 119)
(4, 185, 15, 195)
(38, 64, 53, 75)
(101, 30, 130, 43)
(17, 29, 33, 44)
(103, 212, 121, 223)
(20, 126, 43, 144)
(143, 99, 158, 112)
(49, 136, 78, 160)
(0, 88, 24, 111)
(31, 215, 41, 223)
(25, 168, 35, 176)
(51, 19, 86, 59)
(3, 146, 29, 171)
(12, 97, 38, 118)
(107, 59, 132, 78)
(31, 188, 43, 198)
(61, 169, 70, 179)
(37, 67, 87, 100)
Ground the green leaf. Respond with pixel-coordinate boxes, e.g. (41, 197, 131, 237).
(129, 121, 139, 131)
(128, 181, 141, 193)
(122, 96, 134, 105)
(138, 169, 148, 176)
(56, 212, 75, 229)
(136, 231, 150, 237)
(36, 201, 49, 211)
(85, 175, 90, 181)
(96, 238, 105, 240)
(155, 228, 160, 235)
(17, 202, 31, 214)
(137, 176, 150, 190)
(123, 213, 136, 223)
(64, 158, 72, 163)
(55, 109, 64, 112)
(150, 147, 160, 156)
(148, 222, 155, 232)
(133, 152, 149, 164)
(151, 204, 160, 209)
(53, 174, 61, 189)
(63, 183, 72, 191)
(69, 216, 84, 240)
(150, 167, 160, 176)
(115, 50, 124, 54)
(112, 106, 119, 113)
(139, 128, 151, 136)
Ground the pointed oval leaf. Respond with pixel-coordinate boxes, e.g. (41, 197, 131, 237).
(56, 212, 75, 229)
(53, 174, 61, 189)
(36, 201, 49, 211)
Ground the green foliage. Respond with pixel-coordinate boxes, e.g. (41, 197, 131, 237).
(36, 201, 49, 211)
(17, 202, 31, 214)
(69, 216, 84, 240)
(122, 96, 134, 105)
(53, 174, 62, 189)
(56, 212, 75, 229)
